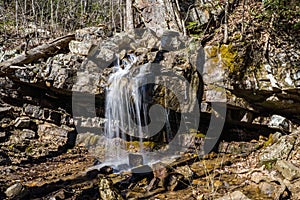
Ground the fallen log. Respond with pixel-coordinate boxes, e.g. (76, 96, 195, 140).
(0, 34, 75, 74)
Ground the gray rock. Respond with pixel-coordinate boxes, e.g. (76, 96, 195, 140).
(20, 129, 36, 140)
(23, 104, 43, 119)
(69, 40, 93, 55)
(251, 172, 268, 184)
(0, 106, 11, 113)
(275, 160, 300, 181)
(268, 115, 290, 132)
(259, 135, 296, 163)
(5, 183, 27, 199)
(259, 182, 277, 197)
(75, 26, 107, 42)
(129, 153, 144, 168)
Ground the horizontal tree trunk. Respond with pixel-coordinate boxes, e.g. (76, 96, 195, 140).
(0, 34, 75, 75)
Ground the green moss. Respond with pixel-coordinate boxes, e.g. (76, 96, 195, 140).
(219, 44, 240, 73)
(196, 133, 206, 138)
(262, 160, 276, 170)
(206, 44, 242, 74)
(189, 128, 206, 138)
(126, 141, 157, 150)
(263, 133, 274, 147)
(143, 141, 156, 149)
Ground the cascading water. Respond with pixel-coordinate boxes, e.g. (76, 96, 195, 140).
(103, 53, 150, 167)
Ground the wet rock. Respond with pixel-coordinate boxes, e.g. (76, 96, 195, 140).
(215, 191, 250, 200)
(99, 166, 113, 175)
(14, 116, 31, 128)
(130, 165, 154, 186)
(275, 160, 300, 181)
(146, 177, 160, 191)
(128, 153, 143, 168)
(5, 183, 28, 199)
(98, 175, 123, 200)
(259, 135, 296, 163)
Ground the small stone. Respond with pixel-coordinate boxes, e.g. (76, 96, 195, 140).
(14, 117, 31, 128)
(268, 114, 290, 132)
(275, 160, 300, 181)
(5, 183, 27, 199)
(20, 129, 36, 140)
(129, 153, 143, 168)
(259, 182, 276, 196)
(251, 172, 267, 184)
(45, 81, 51, 87)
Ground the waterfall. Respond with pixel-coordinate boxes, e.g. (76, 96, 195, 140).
(103, 53, 149, 166)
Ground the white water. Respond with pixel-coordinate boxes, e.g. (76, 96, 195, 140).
(103, 53, 149, 165)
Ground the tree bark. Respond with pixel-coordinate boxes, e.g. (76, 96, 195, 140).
(125, 0, 134, 31)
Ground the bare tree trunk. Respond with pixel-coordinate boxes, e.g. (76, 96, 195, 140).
(119, 0, 123, 32)
(174, 0, 186, 36)
(223, 0, 229, 44)
(55, 0, 60, 31)
(50, 0, 54, 32)
(24, 0, 27, 15)
(111, 0, 116, 32)
(15, 0, 19, 34)
(125, 0, 134, 31)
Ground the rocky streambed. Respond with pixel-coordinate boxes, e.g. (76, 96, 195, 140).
(2, 126, 300, 199)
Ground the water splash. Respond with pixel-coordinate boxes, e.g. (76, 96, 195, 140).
(103, 53, 149, 165)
